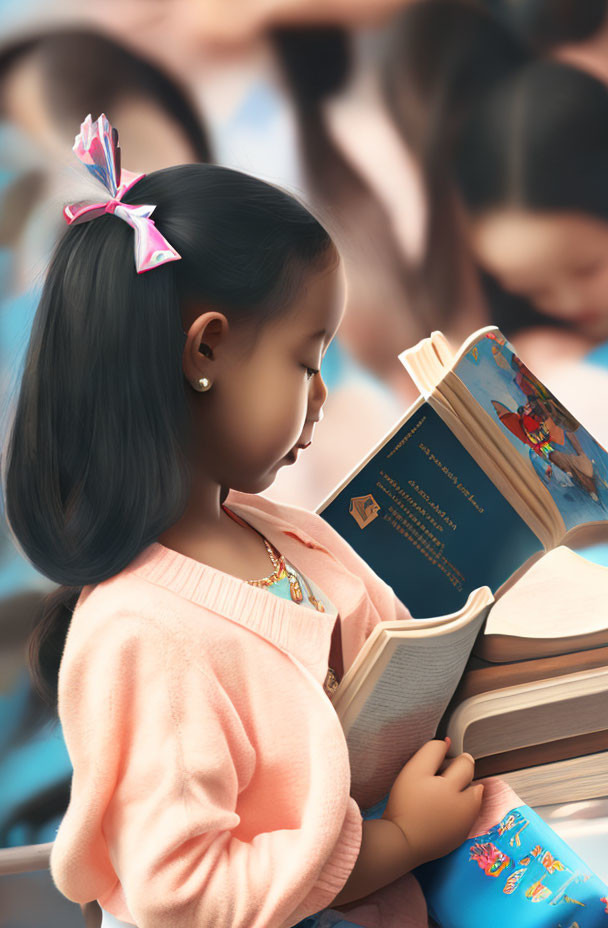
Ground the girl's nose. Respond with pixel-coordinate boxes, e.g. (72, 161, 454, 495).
(308, 370, 327, 422)
(312, 368, 328, 407)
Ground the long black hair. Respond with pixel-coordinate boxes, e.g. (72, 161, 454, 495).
(1, 163, 334, 710)
(453, 58, 608, 334)
(272, 26, 426, 362)
(381, 0, 531, 329)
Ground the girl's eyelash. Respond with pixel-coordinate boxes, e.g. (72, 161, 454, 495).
(304, 365, 320, 379)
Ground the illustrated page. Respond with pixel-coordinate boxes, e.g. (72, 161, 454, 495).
(453, 331, 608, 534)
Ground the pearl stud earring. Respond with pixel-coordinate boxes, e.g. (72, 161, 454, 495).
(195, 376, 212, 392)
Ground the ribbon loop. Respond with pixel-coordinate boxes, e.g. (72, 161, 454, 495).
(63, 113, 182, 274)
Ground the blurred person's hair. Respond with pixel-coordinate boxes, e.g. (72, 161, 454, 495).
(381, 0, 530, 329)
(1, 163, 334, 711)
(270, 24, 353, 191)
(453, 59, 608, 334)
(271, 26, 421, 348)
(0, 27, 210, 162)
(484, 0, 608, 50)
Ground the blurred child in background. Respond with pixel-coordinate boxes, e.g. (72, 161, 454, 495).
(380, 1, 608, 446)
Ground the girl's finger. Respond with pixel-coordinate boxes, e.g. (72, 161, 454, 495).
(440, 751, 475, 789)
(407, 738, 450, 776)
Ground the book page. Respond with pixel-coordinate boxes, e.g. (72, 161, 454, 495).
(501, 752, 608, 807)
(319, 402, 542, 618)
(334, 587, 492, 715)
(453, 331, 608, 536)
(340, 606, 490, 809)
(486, 546, 608, 641)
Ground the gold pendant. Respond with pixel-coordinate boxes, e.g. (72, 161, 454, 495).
(308, 593, 325, 612)
(324, 667, 339, 695)
(287, 570, 303, 603)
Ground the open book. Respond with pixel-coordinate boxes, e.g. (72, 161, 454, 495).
(330, 586, 493, 808)
(317, 325, 608, 661)
(316, 325, 608, 808)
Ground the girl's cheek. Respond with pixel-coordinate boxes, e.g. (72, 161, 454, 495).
(590, 272, 608, 310)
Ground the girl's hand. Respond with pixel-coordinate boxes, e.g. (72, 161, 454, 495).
(381, 738, 484, 868)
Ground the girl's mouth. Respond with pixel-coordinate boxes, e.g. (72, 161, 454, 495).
(285, 440, 311, 464)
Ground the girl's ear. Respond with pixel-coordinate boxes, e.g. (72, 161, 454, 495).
(182, 311, 229, 390)
(186, 310, 229, 360)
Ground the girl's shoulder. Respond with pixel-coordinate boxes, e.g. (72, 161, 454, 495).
(67, 570, 173, 649)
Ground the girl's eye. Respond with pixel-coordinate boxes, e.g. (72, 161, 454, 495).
(303, 365, 320, 380)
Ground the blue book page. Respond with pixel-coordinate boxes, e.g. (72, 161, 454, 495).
(319, 403, 542, 618)
(453, 331, 608, 535)
(414, 804, 608, 928)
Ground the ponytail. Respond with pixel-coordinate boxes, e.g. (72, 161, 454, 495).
(26, 586, 81, 710)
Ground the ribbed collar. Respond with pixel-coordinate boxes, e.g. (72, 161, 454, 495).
(125, 490, 339, 681)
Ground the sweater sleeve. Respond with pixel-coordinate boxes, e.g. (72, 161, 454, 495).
(51, 612, 362, 928)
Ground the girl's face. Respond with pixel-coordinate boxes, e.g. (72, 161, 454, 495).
(184, 254, 346, 494)
(470, 209, 608, 340)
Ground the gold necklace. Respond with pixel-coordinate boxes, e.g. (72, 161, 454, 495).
(247, 538, 305, 604)
(221, 504, 326, 612)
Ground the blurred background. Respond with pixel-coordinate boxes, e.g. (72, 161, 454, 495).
(2, 0, 608, 924)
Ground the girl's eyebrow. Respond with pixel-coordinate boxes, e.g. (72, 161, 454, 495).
(307, 328, 327, 340)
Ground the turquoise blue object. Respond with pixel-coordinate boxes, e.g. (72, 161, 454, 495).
(585, 340, 608, 370)
(415, 804, 608, 927)
(320, 337, 393, 396)
(361, 792, 390, 821)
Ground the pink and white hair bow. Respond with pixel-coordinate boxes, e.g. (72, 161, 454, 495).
(63, 113, 181, 274)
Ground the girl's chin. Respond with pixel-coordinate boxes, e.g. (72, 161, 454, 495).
(283, 447, 299, 464)
(245, 449, 301, 491)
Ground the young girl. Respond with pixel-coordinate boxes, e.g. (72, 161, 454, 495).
(2, 113, 491, 928)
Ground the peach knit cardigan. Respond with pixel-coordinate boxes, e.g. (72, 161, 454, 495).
(50, 488, 518, 928)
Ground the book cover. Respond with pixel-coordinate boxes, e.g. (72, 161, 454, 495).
(319, 399, 541, 618)
(415, 804, 608, 927)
